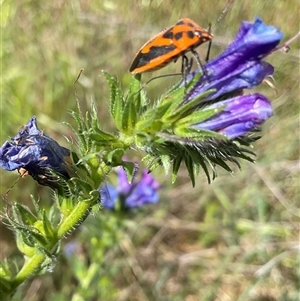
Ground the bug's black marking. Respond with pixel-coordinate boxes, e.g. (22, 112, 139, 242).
(174, 32, 183, 40)
(187, 31, 195, 39)
(162, 29, 174, 39)
(130, 45, 177, 71)
(187, 22, 195, 28)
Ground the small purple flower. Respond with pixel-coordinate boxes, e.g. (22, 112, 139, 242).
(100, 167, 160, 210)
(185, 18, 283, 102)
(64, 241, 81, 257)
(193, 93, 272, 139)
(0, 116, 74, 188)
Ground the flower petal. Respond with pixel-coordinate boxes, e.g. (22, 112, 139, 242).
(193, 93, 273, 139)
(184, 18, 283, 103)
(186, 61, 274, 102)
(100, 184, 119, 209)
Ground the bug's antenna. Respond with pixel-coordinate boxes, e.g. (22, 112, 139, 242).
(205, 23, 213, 62)
(205, 0, 235, 62)
(211, 0, 235, 32)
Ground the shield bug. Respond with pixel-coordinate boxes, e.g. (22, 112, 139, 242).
(129, 18, 212, 75)
(129, 0, 235, 76)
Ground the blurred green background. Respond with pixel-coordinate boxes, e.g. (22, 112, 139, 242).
(0, 0, 299, 300)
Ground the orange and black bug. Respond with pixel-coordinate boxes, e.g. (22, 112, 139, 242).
(129, 18, 212, 75)
(129, 0, 235, 76)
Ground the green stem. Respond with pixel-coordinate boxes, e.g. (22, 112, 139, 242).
(12, 199, 94, 290)
(57, 199, 93, 238)
(12, 253, 45, 288)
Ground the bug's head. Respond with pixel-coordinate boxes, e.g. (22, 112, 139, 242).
(194, 29, 213, 44)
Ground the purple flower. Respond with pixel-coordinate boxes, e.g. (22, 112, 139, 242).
(100, 167, 160, 210)
(185, 17, 283, 102)
(0, 116, 74, 188)
(193, 93, 272, 139)
(64, 241, 81, 257)
(179, 18, 284, 140)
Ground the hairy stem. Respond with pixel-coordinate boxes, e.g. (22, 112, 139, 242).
(12, 199, 94, 290)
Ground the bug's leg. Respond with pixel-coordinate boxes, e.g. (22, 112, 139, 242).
(181, 55, 195, 90)
(186, 57, 194, 74)
(181, 54, 188, 75)
(181, 54, 189, 89)
(191, 49, 207, 80)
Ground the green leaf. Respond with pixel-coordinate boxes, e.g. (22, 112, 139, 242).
(128, 74, 142, 94)
(92, 128, 116, 140)
(0, 261, 11, 279)
(106, 148, 125, 166)
(13, 204, 37, 226)
(15, 231, 36, 257)
(0, 277, 13, 295)
(211, 157, 233, 172)
(89, 189, 101, 203)
(42, 211, 55, 240)
(27, 228, 48, 246)
(160, 71, 202, 118)
(90, 102, 100, 129)
(87, 131, 118, 146)
(160, 155, 171, 174)
(197, 155, 212, 184)
(142, 154, 161, 173)
(122, 95, 137, 134)
(56, 194, 76, 216)
(121, 161, 137, 183)
(127, 74, 145, 112)
(160, 86, 186, 118)
(102, 71, 124, 130)
(175, 106, 222, 128)
(30, 195, 43, 218)
(174, 127, 226, 141)
(136, 100, 172, 132)
(184, 153, 196, 187)
(172, 154, 183, 183)
(70, 178, 94, 197)
(69, 111, 89, 152)
(166, 89, 215, 123)
(20, 231, 36, 248)
(12, 219, 48, 247)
